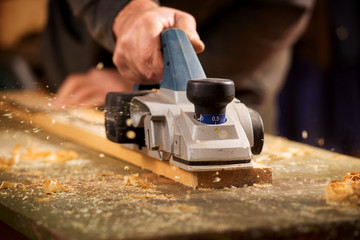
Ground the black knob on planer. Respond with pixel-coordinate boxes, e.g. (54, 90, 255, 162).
(186, 78, 235, 124)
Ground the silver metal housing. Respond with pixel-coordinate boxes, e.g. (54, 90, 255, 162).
(130, 88, 255, 171)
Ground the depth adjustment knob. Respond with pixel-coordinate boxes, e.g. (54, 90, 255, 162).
(186, 78, 235, 124)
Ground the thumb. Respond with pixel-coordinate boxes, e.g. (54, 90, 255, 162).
(173, 10, 205, 53)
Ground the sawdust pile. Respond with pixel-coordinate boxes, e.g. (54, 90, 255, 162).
(124, 173, 174, 200)
(0, 143, 80, 201)
(0, 143, 174, 204)
(0, 178, 72, 195)
(0, 172, 174, 203)
(325, 172, 360, 207)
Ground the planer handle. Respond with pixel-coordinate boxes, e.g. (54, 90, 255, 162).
(160, 28, 206, 91)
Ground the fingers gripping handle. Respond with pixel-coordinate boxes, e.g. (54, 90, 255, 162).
(160, 29, 206, 91)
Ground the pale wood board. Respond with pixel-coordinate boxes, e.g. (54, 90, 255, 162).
(1, 103, 360, 239)
(0, 91, 272, 188)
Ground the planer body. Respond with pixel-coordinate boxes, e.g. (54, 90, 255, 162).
(105, 29, 264, 171)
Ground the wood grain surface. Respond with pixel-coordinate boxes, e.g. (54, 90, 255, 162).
(1, 100, 360, 239)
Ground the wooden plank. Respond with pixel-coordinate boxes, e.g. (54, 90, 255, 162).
(0, 91, 272, 188)
(1, 112, 360, 239)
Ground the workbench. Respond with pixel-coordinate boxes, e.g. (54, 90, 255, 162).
(0, 93, 360, 239)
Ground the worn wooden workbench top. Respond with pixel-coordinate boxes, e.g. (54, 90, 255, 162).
(1, 101, 360, 239)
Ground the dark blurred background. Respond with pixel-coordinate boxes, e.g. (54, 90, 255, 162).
(0, 0, 46, 90)
(0, 0, 359, 157)
(278, 0, 360, 157)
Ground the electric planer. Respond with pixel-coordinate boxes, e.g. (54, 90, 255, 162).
(105, 28, 264, 172)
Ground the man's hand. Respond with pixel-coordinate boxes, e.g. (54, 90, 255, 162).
(52, 68, 134, 108)
(112, 0, 204, 85)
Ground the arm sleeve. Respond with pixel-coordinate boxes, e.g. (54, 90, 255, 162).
(66, 0, 131, 52)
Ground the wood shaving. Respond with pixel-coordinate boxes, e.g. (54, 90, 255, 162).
(124, 173, 153, 188)
(165, 194, 174, 199)
(45, 150, 79, 163)
(43, 179, 72, 194)
(1, 143, 79, 170)
(0, 181, 18, 189)
(325, 171, 360, 207)
(0, 143, 23, 170)
(0, 157, 15, 171)
(22, 143, 51, 161)
(23, 144, 79, 163)
(343, 172, 360, 182)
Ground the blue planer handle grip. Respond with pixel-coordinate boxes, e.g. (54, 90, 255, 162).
(160, 28, 206, 91)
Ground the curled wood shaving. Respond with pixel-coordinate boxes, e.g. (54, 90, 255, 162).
(23, 147, 52, 161)
(124, 173, 141, 186)
(124, 173, 153, 188)
(343, 172, 360, 182)
(23, 144, 79, 163)
(0, 181, 18, 189)
(1, 143, 79, 171)
(165, 194, 174, 199)
(325, 172, 360, 207)
(43, 179, 72, 194)
(45, 150, 79, 163)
